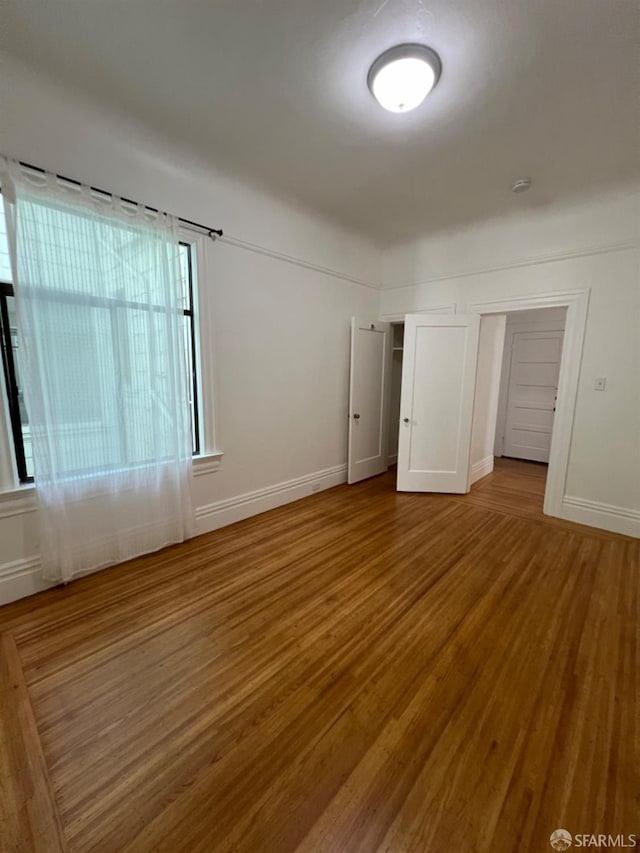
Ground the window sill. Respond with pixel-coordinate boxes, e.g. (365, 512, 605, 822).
(193, 451, 224, 477)
(0, 453, 223, 517)
(0, 482, 37, 519)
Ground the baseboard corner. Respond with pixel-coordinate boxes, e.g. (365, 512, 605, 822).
(470, 455, 494, 485)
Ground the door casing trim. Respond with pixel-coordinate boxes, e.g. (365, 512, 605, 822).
(466, 289, 590, 519)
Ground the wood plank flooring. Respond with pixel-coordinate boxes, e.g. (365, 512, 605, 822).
(1, 459, 638, 852)
(455, 456, 548, 517)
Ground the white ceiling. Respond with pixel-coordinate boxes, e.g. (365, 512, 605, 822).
(1, 0, 637, 243)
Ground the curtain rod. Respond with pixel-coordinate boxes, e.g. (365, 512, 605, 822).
(17, 160, 224, 239)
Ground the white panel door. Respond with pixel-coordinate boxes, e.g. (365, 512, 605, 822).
(504, 330, 564, 463)
(348, 318, 392, 484)
(397, 314, 480, 493)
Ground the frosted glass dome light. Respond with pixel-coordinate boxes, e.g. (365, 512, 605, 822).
(368, 44, 442, 113)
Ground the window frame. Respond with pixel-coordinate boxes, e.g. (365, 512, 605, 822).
(0, 280, 33, 484)
(178, 229, 219, 462)
(0, 239, 206, 486)
(180, 240, 202, 457)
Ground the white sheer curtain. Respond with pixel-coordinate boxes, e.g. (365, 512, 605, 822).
(2, 161, 194, 583)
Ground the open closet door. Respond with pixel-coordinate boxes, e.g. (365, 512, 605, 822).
(348, 318, 392, 484)
(397, 314, 480, 493)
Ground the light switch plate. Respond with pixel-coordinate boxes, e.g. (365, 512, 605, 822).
(594, 377, 607, 391)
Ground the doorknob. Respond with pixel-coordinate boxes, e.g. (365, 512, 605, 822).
(403, 417, 409, 423)
(353, 413, 360, 420)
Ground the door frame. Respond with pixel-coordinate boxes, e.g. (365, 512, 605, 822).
(467, 288, 590, 519)
(380, 304, 457, 322)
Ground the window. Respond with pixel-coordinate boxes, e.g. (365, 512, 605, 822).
(0, 283, 33, 482)
(0, 203, 202, 485)
(179, 241, 201, 456)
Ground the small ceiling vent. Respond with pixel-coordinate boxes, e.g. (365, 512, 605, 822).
(511, 177, 532, 193)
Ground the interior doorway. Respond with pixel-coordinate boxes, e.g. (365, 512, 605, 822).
(466, 307, 567, 516)
(387, 322, 404, 465)
(350, 288, 588, 523)
(384, 307, 569, 517)
(494, 308, 566, 464)
(468, 305, 569, 517)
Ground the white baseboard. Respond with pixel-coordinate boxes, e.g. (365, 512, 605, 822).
(0, 556, 55, 606)
(470, 455, 494, 485)
(0, 464, 348, 606)
(387, 454, 398, 466)
(195, 463, 347, 535)
(561, 495, 640, 538)
(3, 476, 637, 607)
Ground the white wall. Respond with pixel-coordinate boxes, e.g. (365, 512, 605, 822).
(380, 189, 640, 535)
(0, 54, 381, 604)
(470, 314, 506, 484)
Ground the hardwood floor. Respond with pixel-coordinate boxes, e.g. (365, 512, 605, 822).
(456, 456, 548, 517)
(1, 460, 638, 852)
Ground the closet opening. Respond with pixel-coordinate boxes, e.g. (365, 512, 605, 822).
(387, 322, 404, 466)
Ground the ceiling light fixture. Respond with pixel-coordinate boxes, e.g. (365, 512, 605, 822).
(368, 44, 442, 113)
